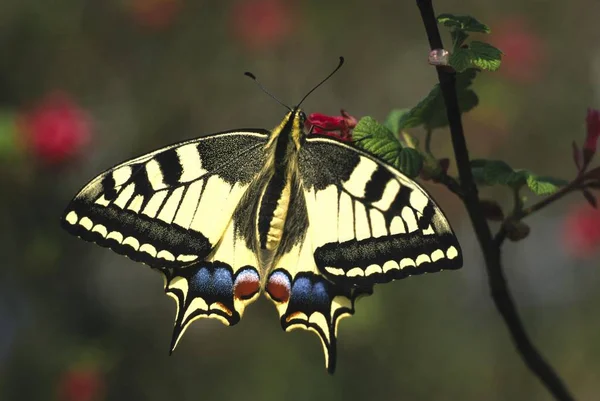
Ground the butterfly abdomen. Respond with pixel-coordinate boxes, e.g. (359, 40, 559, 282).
(257, 169, 292, 251)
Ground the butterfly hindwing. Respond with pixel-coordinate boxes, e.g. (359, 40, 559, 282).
(298, 136, 462, 287)
(61, 130, 269, 269)
(265, 182, 370, 373)
(162, 206, 262, 352)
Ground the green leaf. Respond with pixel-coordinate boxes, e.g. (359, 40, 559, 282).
(449, 48, 473, 73)
(354, 116, 402, 165)
(471, 159, 527, 188)
(471, 159, 568, 194)
(395, 148, 423, 178)
(468, 41, 502, 71)
(398, 69, 479, 130)
(451, 30, 469, 48)
(526, 175, 568, 195)
(383, 109, 409, 134)
(437, 14, 490, 34)
(449, 42, 503, 72)
(353, 117, 423, 178)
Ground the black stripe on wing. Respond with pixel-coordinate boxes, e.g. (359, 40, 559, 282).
(298, 137, 462, 287)
(62, 130, 269, 269)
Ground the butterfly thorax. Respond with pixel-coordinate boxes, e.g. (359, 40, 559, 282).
(255, 109, 304, 256)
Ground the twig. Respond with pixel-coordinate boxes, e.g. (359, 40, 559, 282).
(415, 1, 575, 400)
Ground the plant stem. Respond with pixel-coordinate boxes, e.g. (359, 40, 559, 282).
(415, 1, 575, 400)
(425, 128, 433, 153)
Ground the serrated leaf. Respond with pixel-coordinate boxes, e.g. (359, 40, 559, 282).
(471, 159, 527, 188)
(395, 148, 423, 178)
(525, 175, 568, 195)
(437, 14, 490, 34)
(354, 116, 403, 165)
(448, 42, 503, 73)
(398, 69, 479, 130)
(384, 109, 409, 134)
(449, 48, 473, 73)
(353, 117, 423, 178)
(468, 41, 502, 71)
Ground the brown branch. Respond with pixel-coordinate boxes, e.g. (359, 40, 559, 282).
(415, 1, 575, 400)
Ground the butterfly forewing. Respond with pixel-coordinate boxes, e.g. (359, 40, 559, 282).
(61, 130, 269, 269)
(298, 137, 462, 287)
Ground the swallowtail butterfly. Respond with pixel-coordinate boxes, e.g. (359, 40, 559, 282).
(61, 58, 462, 373)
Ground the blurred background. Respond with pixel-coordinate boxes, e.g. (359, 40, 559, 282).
(1, 0, 599, 400)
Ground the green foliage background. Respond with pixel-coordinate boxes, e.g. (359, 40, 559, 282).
(1, 1, 599, 400)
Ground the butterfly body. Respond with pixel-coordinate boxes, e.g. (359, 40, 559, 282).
(62, 106, 462, 373)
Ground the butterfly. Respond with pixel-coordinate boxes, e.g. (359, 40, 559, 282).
(61, 58, 462, 373)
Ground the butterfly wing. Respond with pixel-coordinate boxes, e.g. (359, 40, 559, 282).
(264, 179, 371, 373)
(61, 130, 269, 269)
(298, 136, 463, 287)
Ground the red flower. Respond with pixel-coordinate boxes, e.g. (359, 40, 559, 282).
(19, 92, 91, 165)
(305, 110, 357, 142)
(563, 204, 600, 257)
(491, 16, 545, 83)
(57, 368, 104, 401)
(584, 108, 600, 166)
(230, 0, 295, 51)
(130, 0, 181, 30)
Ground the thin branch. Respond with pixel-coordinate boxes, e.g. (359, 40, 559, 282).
(415, 1, 575, 400)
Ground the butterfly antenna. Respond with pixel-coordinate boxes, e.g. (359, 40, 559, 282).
(244, 72, 292, 112)
(297, 56, 345, 108)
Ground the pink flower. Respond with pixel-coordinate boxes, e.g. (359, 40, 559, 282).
(19, 92, 91, 165)
(563, 205, 600, 257)
(305, 110, 357, 142)
(584, 108, 600, 165)
(130, 0, 181, 30)
(491, 16, 545, 83)
(57, 368, 104, 401)
(230, 0, 295, 51)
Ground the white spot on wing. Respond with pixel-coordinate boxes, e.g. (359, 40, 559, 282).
(383, 260, 400, 273)
(343, 157, 378, 198)
(142, 190, 169, 218)
(91, 224, 108, 238)
(140, 243, 157, 257)
(157, 187, 185, 224)
(338, 192, 354, 242)
(354, 201, 371, 240)
(113, 183, 136, 209)
(389, 216, 406, 235)
(145, 159, 167, 190)
(174, 180, 204, 229)
(310, 185, 339, 247)
(325, 266, 345, 276)
(106, 231, 124, 244)
(447, 246, 459, 260)
(416, 254, 431, 266)
(128, 194, 144, 213)
(372, 180, 400, 211)
(177, 144, 206, 182)
(79, 217, 93, 230)
(410, 190, 429, 213)
(401, 207, 418, 232)
(431, 249, 444, 262)
(400, 258, 415, 269)
(422, 224, 435, 235)
(347, 267, 364, 277)
(369, 209, 387, 238)
(365, 264, 382, 275)
(123, 237, 140, 251)
(65, 211, 78, 225)
(95, 195, 110, 206)
(157, 250, 175, 261)
(190, 176, 235, 243)
(112, 166, 132, 186)
(177, 254, 198, 263)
